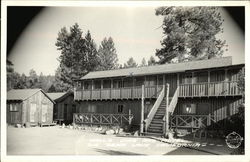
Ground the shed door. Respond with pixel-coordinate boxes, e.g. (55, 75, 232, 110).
(30, 103, 36, 122)
(42, 104, 48, 122)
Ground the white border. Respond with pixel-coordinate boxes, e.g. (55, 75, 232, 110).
(1, 1, 249, 162)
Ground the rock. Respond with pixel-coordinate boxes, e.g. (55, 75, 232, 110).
(134, 131, 139, 136)
(62, 123, 65, 129)
(118, 128, 124, 134)
(105, 129, 115, 135)
(15, 124, 22, 128)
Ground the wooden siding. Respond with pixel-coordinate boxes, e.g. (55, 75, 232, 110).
(75, 66, 244, 101)
(7, 91, 54, 126)
(174, 97, 243, 123)
(7, 102, 23, 124)
(54, 94, 76, 124)
(76, 99, 155, 125)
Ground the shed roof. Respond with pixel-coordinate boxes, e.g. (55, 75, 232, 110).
(80, 57, 233, 80)
(46, 92, 67, 101)
(7, 89, 55, 103)
(46, 92, 73, 102)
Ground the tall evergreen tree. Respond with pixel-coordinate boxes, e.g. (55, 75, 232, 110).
(55, 23, 99, 90)
(140, 58, 147, 67)
(123, 57, 138, 68)
(155, 7, 226, 63)
(148, 56, 156, 66)
(97, 37, 119, 70)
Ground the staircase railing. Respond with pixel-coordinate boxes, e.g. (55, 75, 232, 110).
(144, 85, 165, 131)
(168, 86, 179, 115)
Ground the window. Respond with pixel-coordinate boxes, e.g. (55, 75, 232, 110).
(84, 81, 91, 90)
(182, 103, 196, 114)
(103, 80, 111, 89)
(117, 104, 124, 113)
(94, 80, 101, 89)
(9, 103, 18, 112)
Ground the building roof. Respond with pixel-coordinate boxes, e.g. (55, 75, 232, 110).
(46, 92, 67, 101)
(80, 57, 235, 80)
(7, 89, 55, 103)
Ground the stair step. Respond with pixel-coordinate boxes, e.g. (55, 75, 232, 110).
(144, 132, 163, 137)
(149, 123, 163, 128)
(148, 129, 163, 134)
(148, 126, 162, 130)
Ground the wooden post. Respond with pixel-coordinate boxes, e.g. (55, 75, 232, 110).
(132, 77, 135, 99)
(100, 80, 103, 99)
(129, 108, 132, 125)
(91, 80, 94, 100)
(81, 81, 84, 100)
(140, 84, 145, 135)
(192, 72, 194, 97)
(225, 69, 229, 95)
(165, 84, 170, 135)
(208, 70, 210, 96)
(110, 79, 113, 99)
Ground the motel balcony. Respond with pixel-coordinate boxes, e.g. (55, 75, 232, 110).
(74, 80, 242, 101)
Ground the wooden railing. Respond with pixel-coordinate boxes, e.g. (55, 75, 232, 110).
(168, 87, 179, 114)
(74, 85, 163, 100)
(144, 85, 165, 131)
(179, 81, 241, 97)
(170, 114, 215, 129)
(73, 113, 133, 126)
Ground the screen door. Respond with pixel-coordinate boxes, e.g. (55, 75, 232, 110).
(30, 103, 36, 122)
(42, 104, 48, 122)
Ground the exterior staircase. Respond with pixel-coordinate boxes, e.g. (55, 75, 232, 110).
(145, 98, 171, 136)
(143, 85, 179, 137)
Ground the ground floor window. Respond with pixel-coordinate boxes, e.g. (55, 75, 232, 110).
(117, 104, 124, 113)
(182, 103, 196, 114)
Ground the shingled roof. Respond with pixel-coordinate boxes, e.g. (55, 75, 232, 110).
(7, 89, 55, 103)
(80, 57, 233, 80)
(47, 92, 73, 102)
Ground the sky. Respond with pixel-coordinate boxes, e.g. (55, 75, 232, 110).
(7, 6, 245, 76)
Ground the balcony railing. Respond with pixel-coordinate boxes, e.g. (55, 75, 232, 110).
(74, 81, 242, 100)
(75, 85, 163, 100)
(179, 81, 241, 97)
(73, 113, 133, 126)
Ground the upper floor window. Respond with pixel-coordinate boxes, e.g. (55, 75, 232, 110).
(10, 103, 18, 112)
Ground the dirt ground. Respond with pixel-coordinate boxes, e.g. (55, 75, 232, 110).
(7, 126, 211, 155)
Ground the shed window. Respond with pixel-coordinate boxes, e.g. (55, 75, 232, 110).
(10, 104, 18, 112)
(117, 105, 124, 113)
(182, 103, 196, 114)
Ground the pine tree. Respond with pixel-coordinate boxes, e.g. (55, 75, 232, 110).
(97, 37, 119, 70)
(155, 7, 226, 63)
(55, 23, 99, 90)
(148, 56, 156, 66)
(123, 57, 138, 68)
(140, 58, 147, 67)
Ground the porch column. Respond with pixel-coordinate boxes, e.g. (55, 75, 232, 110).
(225, 69, 229, 95)
(81, 81, 84, 100)
(110, 79, 113, 99)
(164, 83, 170, 135)
(140, 84, 145, 135)
(91, 80, 94, 100)
(192, 72, 194, 97)
(208, 70, 210, 96)
(101, 80, 103, 99)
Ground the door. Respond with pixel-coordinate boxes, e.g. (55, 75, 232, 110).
(30, 103, 36, 123)
(42, 104, 48, 123)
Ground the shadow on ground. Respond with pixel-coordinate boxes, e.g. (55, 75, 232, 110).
(94, 148, 145, 155)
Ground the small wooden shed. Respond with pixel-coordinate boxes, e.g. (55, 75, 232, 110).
(47, 91, 76, 125)
(7, 89, 55, 126)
